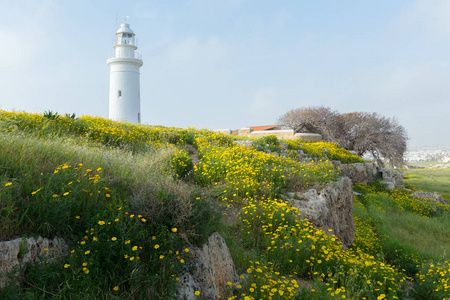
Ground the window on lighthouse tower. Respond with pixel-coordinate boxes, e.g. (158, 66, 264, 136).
(120, 33, 133, 45)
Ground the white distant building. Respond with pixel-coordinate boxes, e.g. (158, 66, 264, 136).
(107, 22, 143, 123)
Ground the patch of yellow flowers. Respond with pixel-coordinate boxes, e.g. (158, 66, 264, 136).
(236, 197, 406, 299)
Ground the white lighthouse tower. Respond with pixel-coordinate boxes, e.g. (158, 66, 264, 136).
(107, 21, 143, 123)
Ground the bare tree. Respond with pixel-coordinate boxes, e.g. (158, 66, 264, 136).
(341, 112, 408, 167)
(277, 106, 345, 144)
(278, 107, 408, 167)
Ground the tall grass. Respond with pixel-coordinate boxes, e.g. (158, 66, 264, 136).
(0, 131, 220, 298)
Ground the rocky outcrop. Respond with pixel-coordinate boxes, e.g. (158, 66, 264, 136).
(380, 168, 404, 189)
(406, 165, 425, 169)
(338, 162, 405, 189)
(413, 191, 446, 204)
(176, 232, 239, 300)
(286, 177, 355, 248)
(235, 140, 255, 147)
(430, 163, 450, 169)
(338, 162, 378, 184)
(0, 236, 68, 289)
(280, 143, 289, 151)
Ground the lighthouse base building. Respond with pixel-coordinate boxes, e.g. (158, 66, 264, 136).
(107, 22, 143, 124)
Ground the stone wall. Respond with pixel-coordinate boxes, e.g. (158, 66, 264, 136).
(237, 128, 253, 136)
(214, 127, 323, 141)
(213, 129, 232, 135)
(249, 129, 296, 139)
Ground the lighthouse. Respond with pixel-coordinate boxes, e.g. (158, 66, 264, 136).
(107, 22, 143, 123)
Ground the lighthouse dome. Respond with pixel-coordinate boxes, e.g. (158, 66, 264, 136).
(116, 23, 135, 35)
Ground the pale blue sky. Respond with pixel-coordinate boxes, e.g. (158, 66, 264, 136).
(0, 0, 449, 147)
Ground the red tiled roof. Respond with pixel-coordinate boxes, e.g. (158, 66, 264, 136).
(250, 125, 278, 131)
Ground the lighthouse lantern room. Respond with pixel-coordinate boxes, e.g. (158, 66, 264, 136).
(107, 21, 143, 123)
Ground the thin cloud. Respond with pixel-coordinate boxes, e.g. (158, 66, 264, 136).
(394, 0, 450, 37)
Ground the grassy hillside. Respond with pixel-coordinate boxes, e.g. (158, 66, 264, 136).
(402, 164, 450, 197)
(0, 110, 449, 299)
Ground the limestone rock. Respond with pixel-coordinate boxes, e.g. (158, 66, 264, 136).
(339, 163, 368, 184)
(337, 162, 379, 185)
(0, 236, 68, 289)
(176, 232, 238, 300)
(280, 143, 289, 151)
(413, 191, 446, 204)
(177, 273, 201, 300)
(380, 168, 404, 189)
(365, 163, 379, 183)
(235, 140, 255, 147)
(384, 182, 395, 189)
(288, 177, 355, 247)
(297, 150, 305, 160)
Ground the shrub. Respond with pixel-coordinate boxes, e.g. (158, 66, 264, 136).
(254, 134, 281, 152)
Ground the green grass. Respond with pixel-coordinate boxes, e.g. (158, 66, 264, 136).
(0, 132, 171, 238)
(407, 160, 450, 167)
(2, 110, 450, 299)
(348, 188, 450, 299)
(0, 131, 220, 298)
(402, 164, 450, 197)
(354, 188, 450, 291)
(369, 197, 450, 262)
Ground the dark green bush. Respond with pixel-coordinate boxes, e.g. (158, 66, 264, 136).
(255, 134, 281, 152)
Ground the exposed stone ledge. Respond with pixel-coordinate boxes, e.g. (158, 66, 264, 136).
(235, 140, 256, 147)
(379, 168, 404, 189)
(176, 232, 239, 300)
(413, 191, 446, 204)
(0, 236, 68, 289)
(337, 162, 378, 185)
(285, 177, 355, 248)
(337, 162, 404, 189)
